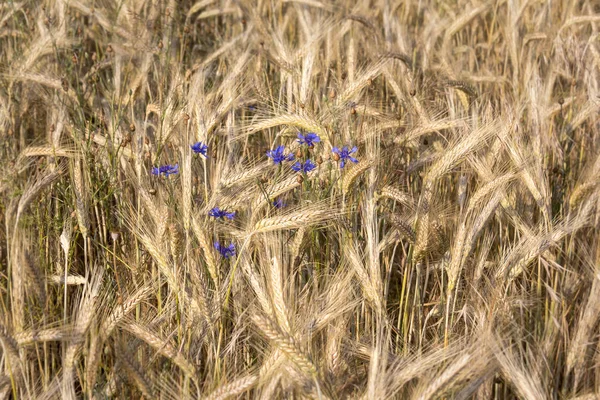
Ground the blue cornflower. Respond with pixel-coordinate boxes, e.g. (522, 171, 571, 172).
(151, 163, 179, 177)
(291, 159, 316, 173)
(332, 146, 359, 168)
(266, 145, 294, 164)
(191, 141, 208, 157)
(214, 242, 236, 258)
(209, 207, 236, 220)
(297, 132, 321, 147)
(273, 198, 286, 208)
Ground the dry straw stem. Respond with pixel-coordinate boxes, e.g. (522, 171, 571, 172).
(181, 148, 193, 232)
(251, 173, 306, 210)
(253, 202, 336, 233)
(570, 152, 600, 209)
(442, 3, 491, 50)
(138, 187, 167, 229)
(0, 323, 24, 381)
(203, 374, 258, 400)
(13, 326, 75, 346)
(17, 145, 78, 161)
(566, 266, 600, 389)
(115, 343, 155, 399)
(412, 351, 475, 400)
(62, 268, 104, 398)
(252, 312, 318, 379)
(68, 1, 135, 41)
(344, 241, 383, 313)
(446, 171, 517, 292)
(2, 0, 599, 397)
(425, 119, 501, 184)
(13, 163, 66, 233)
(251, 162, 332, 211)
(393, 118, 466, 146)
(21, 249, 46, 305)
(377, 186, 414, 209)
(413, 118, 501, 261)
(239, 113, 329, 144)
(6, 73, 79, 103)
(71, 160, 90, 238)
(220, 161, 270, 188)
(122, 320, 197, 379)
(342, 159, 374, 195)
(267, 255, 292, 334)
(290, 227, 306, 263)
(48, 275, 87, 285)
(188, 260, 217, 332)
(191, 215, 219, 282)
(498, 131, 551, 225)
(87, 284, 153, 392)
(311, 270, 358, 333)
(90, 131, 137, 162)
(130, 217, 203, 317)
(500, 197, 597, 281)
(336, 57, 389, 106)
(491, 336, 548, 400)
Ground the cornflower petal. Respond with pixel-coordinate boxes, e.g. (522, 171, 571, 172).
(333, 145, 359, 168)
(209, 207, 236, 220)
(297, 132, 321, 146)
(152, 163, 179, 176)
(304, 159, 316, 172)
(191, 142, 208, 156)
(214, 242, 236, 258)
(267, 145, 294, 164)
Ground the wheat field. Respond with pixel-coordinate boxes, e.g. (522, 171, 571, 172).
(0, 0, 599, 398)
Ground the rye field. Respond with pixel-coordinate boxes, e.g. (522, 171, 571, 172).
(0, 0, 599, 398)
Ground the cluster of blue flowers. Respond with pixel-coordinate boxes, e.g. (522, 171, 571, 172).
(297, 132, 320, 147)
(332, 146, 358, 168)
(273, 198, 285, 208)
(152, 141, 207, 177)
(214, 242, 235, 258)
(209, 207, 236, 220)
(151, 134, 359, 259)
(292, 159, 316, 173)
(266, 145, 295, 164)
(151, 164, 179, 177)
(191, 141, 208, 157)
